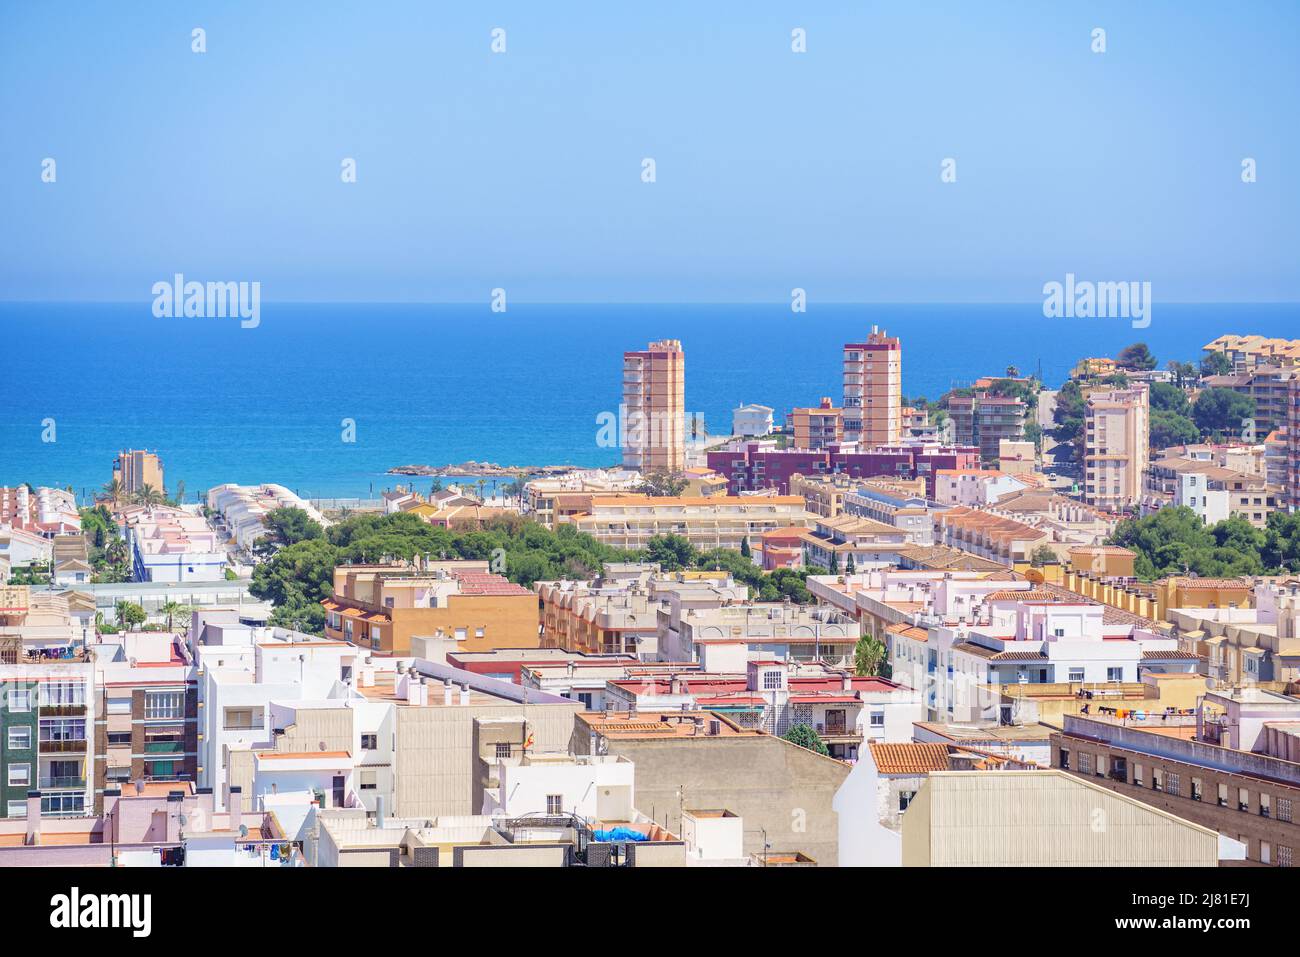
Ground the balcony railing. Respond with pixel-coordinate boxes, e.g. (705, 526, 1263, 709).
(39, 739, 87, 753)
(39, 775, 86, 789)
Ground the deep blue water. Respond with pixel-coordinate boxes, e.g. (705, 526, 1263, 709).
(1, 302, 1297, 500)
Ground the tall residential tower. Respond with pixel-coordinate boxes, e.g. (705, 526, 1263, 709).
(843, 328, 902, 447)
(622, 339, 685, 472)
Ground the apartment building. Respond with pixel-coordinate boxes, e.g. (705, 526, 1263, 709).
(322, 560, 538, 655)
(843, 326, 902, 446)
(657, 601, 859, 668)
(843, 478, 933, 543)
(622, 338, 685, 473)
(933, 469, 1033, 507)
(931, 506, 1050, 565)
(1167, 581, 1300, 686)
(1052, 690, 1300, 866)
(799, 515, 911, 570)
(1147, 453, 1282, 528)
(788, 472, 854, 518)
(1203, 333, 1300, 373)
(790, 397, 844, 450)
(574, 708, 849, 864)
(708, 440, 979, 497)
(112, 449, 165, 495)
(535, 567, 747, 658)
(1290, 376, 1300, 510)
(0, 658, 95, 821)
(1084, 384, 1150, 510)
(603, 660, 923, 760)
(119, 504, 227, 582)
(207, 484, 329, 553)
(563, 494, 812, 551)
(887, 590, 1192, 724)
(1203, 364, 1298, 437)
(946, 392, 1028, 462)
(92, 631, 197, 811)
(732, 403, 774, 437)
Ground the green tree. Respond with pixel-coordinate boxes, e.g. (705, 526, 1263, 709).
(101, 478, 126, 509)
(1028, 544, 1057, 567)
(782, 723, 830, 756)
(645, 534, 697, 571)
(1192, 388, 1255, 438)
(1200, 352, 1233, 376)
(739, 535, 751, 559)
(1149, 382, 1191, 417)
(1117, 342, 1157, 371)
(254, 506, 325, 558)
(853, 634, 888, 677)
(1166, 361, 1197, 388)
(1149, 410, 1200, 450)
(159, 601, 189, 632)
(115, 600, 146, 631)
(637, 470, 688, 497)
(133, 484, 165, 507)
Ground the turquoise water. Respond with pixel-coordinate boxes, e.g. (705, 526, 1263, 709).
(1, 301, 1296, 499)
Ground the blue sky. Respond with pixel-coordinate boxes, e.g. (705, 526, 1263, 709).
(1, 1, 1296, 303)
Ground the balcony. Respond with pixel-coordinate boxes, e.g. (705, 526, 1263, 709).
(39, 738, 87, 754)
(39, 774, 86, 789)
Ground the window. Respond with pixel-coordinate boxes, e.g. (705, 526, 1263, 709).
(1239, 788, 1250, 812)
(1261, 793, 1271, 818)
(869, 711, 884, 727)
(361, 733, 378, 750)
(1166, 772, 1180, 797)
(106, 695, 131, 715)
(1152, 768, 1163, 792)
(1059, 748, 1070, 771)
(1278, 797, 1292, 823)
(762, 671, 782, 690)
(8, 764, 30, 787)
(495, 743, 513, 758)
(1078, 753, 1093, 775)
(1106, 667, 1123, 682)
(107, 731, 131, 746)
(39, 718, 86, 743)
(1133, 763, 1143, 787)
(1261, 841, 1272, 865)
(7, 726, 31, 750)
(1191, 778, 1202, 802)
(474, 628, 485, 639)
(145, 691, 184, 720)
(899, 790, 916, 812)
(1279, 845, 1293, 868)
(223, 707, 262, 730)
(358, 770, 377, 791)
(1218, 783, 1228, 807)
(9, 688, 33, 712)
(40, 681, 86, 708)
(6, 800, 27, 818)
(1068, 667, 1084, 682)
(545, 794, 563, 815)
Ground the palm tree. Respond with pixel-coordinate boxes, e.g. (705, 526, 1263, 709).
(101, 478, 126, 509)
(134, 484, 164, 508)
(173, 479, 186, 505)
(159, 601, 188, 633)
(854, 635, 888, 677)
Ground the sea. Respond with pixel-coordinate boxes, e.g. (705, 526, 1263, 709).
(1, 301, 1296, 502)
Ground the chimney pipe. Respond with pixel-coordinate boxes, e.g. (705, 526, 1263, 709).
(459, 684, 471, 706)
(375, 794, 386, 829)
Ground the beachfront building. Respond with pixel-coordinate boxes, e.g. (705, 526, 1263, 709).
(790, 398, 844, 450)
(563, 494, 812, 552)
(522, 469, 643, 529)
(1083, 384, 1150, 511)
(322, 560, 538, 656)
(1290, 376, 1300, 510)
(843, 327, 902, 446)
(732, 403, 774, 438)
(207, 484, 329, 554)
(622, 338, 686, 473)
(112, 449, 165, 496)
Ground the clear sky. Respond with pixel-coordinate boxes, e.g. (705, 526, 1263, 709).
(2, 1, 1296, 303)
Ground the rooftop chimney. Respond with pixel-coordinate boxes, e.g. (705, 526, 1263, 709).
(444, 680, 454, 706)
(459, 683, 471, 706)
(374, 794, 386, 829)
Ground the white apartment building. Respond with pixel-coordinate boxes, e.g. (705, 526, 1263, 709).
(207, 484, 329, 554)
(732, 403, 775, 438)
(1084, 384, 1150, 510)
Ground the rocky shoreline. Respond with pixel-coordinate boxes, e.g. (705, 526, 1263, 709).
(387, 461, 576, 478)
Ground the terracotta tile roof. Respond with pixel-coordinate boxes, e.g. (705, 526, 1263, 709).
(868, 742, 950, 775)
(1141, 649, 1202, 660)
